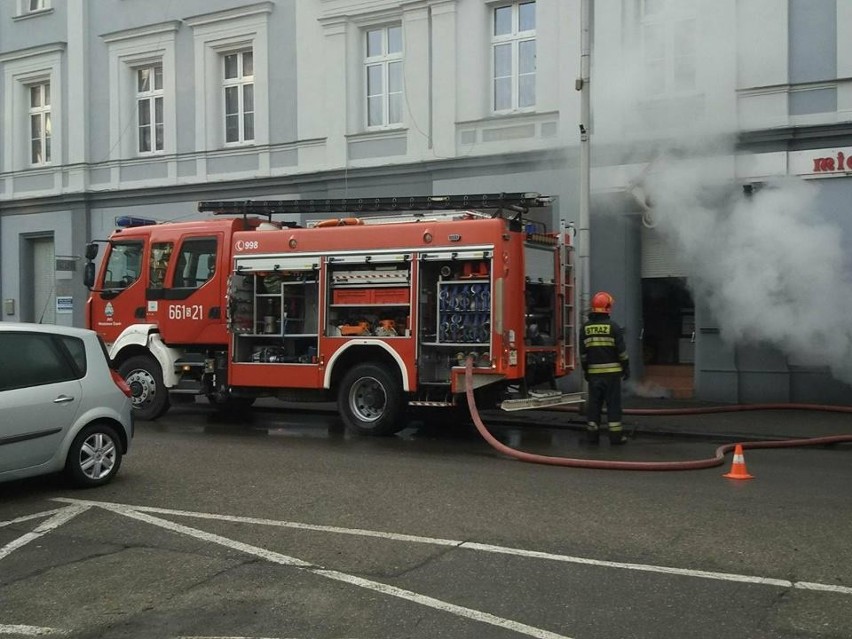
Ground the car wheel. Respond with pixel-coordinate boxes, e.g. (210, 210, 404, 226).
(65, 422, 123, 488)
(119, 355, 170, 420)
(338, 363, 406, 436)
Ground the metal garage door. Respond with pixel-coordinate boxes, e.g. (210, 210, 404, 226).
(33, 237, 56, 324)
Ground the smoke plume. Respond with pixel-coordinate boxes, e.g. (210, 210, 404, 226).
(642, 155, 852, 383)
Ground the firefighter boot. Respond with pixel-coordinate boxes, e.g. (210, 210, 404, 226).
(609, 422, 627, 445)
(586, 423, 600, 445)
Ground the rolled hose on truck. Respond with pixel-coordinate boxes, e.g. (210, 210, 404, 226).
(463, 358, 852, 471)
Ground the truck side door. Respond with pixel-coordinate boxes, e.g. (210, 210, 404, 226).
(157, 234, 228, 345)
(90, 239, 146, 345)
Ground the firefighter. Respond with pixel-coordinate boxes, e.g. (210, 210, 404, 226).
(580, 291, 630, 445)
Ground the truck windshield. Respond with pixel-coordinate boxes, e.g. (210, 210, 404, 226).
(103, 241, 143, 289)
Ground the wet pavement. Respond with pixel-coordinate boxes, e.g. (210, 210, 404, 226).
(2, 396, 851, 639)
(497, 397, 852, 443)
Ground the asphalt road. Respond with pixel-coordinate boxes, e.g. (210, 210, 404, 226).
(1, 401, 851, 639)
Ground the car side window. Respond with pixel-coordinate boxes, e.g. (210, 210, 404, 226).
(59, 335, 87, 376)
(0, 333, 78, 391)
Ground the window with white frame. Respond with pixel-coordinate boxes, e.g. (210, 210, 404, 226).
(136, 64, 164, 154)
(186, 5, 270, 151)
(223, 51, 254, 144)
(641, 0, 697, 96)
(29, 82, 51, 165)
(492, 1, 536, 112)
(103, 22, 178, 161)
(364, 25, 403, 128)
(23, 0, 48, 12)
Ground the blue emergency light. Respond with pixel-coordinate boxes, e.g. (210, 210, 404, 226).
(115, 216, 158, 228)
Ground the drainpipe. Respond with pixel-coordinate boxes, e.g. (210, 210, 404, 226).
(577, 0, 592, 392)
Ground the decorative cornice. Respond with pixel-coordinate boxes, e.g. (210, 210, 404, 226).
(100, 21, 181, 44)
(183, 1, 274, 28)
(0, 42, 66, 64)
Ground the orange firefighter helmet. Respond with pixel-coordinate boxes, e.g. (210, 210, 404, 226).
(591, 291, 614, 314)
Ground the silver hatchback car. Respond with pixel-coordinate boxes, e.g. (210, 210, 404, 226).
(0, 323, 133, 487)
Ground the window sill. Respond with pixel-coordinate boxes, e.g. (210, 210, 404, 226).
(13, 8, 54, 21)
(457, 110, 555, 127)
(491, 107, 537, 117)
(347, 127, 408, 141)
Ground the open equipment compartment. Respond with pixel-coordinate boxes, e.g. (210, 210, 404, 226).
(325, 253, 412, 338)
(227, 257, 319, 364)
(418, 252, 493, 384)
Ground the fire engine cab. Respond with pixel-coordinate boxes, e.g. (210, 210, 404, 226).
(84, 193, 580, 435)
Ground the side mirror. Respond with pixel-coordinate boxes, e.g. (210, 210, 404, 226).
(84, 262, 96, 290)
(85, 242, 99, 260)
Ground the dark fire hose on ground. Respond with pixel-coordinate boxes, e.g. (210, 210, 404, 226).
(464, 358, 852, 471)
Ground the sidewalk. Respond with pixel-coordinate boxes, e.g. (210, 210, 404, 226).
(522, 397, 852, 442)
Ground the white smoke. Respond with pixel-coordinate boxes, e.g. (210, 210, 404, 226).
(588, 2, 852, 385)
(642, 156, 852, 383)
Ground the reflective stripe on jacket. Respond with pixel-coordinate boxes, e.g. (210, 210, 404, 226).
(580, 315, 628, 375)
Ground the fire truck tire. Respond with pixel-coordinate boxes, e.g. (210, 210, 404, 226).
(119, 355, 170, 421)
(338, 363, 405, 436)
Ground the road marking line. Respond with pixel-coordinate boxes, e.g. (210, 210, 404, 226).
(0, 506, 90, 563)
(793, 581, 852, 594)
(54, 498, 852, 596)
(462, 542, 795, 588)
(56, 501, 461, 547)
(0, 624, 68, 635)
(0, 509, 66, 530)
(90, 501, 574, 639)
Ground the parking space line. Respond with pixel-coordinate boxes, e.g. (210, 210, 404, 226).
(59, 502, 462, 547)
(84, 501, 574, 639)
(54, 498, 852, 596)
(0, 506, 90, 563)
(0, 623, 68, 635)
(0, 509, 67, 530)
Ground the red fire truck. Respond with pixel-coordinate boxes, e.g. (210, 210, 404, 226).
(84, 193, 580, 434)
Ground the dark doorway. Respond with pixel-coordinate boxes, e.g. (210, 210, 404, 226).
(641, 278, 695, 397)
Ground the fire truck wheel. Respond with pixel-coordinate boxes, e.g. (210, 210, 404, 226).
(338, 363, 405, 436)
(118, 355, 170, 421)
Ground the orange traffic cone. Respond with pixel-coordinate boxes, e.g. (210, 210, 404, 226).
(723, 444, 754, 480)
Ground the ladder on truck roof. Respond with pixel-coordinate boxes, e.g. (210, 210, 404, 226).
(198, 193, 553, 225)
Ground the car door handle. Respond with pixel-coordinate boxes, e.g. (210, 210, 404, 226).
(53, 395, 75, 404)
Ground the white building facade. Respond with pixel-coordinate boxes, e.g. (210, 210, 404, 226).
(1, 0, 850, 404)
